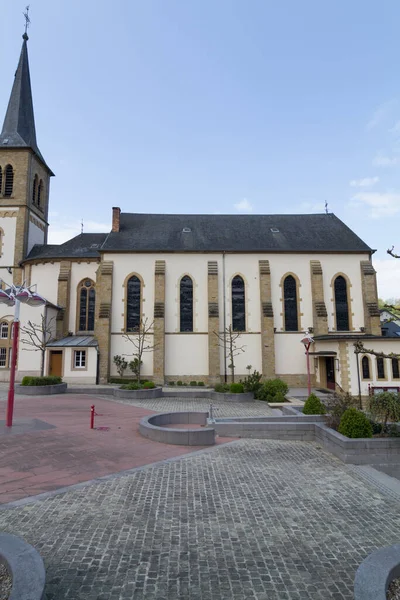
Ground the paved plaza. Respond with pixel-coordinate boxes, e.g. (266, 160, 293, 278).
(0, 391, 400, 599)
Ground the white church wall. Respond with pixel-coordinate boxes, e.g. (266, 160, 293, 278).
(61, 347, 97, 384)
(27, 220, 45, 255)
(165, 334, 208, 377)
(30, 262, 59, 303)
(110, 334, 154, 379)
(274, 333, 309, 375)
(0, 210, 17, 267)
(347, 339, 400, 396)
(17, 303, 46, 378)
(69, 262, 99, 333)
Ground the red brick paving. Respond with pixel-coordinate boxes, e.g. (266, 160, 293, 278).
(0, 395, 233, 504)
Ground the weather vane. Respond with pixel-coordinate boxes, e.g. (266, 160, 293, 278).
(325, 200, 329, 214)
(23, 5, 30, 35)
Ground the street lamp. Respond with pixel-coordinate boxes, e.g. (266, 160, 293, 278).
(0, 281, 46, 427)
(300, 330, 314, 397)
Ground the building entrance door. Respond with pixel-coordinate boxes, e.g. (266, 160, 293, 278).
(49, 351, 63, 377)
(325, 357, 335, 390)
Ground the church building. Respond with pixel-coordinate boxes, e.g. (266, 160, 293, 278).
(1, 33, 400, 399)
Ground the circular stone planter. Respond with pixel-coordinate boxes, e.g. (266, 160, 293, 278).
(0, 533, 45, 600)
(16, 382, 67, 396)
(140, 411, 215, 445)
(354, 544, 400, 600)
(114, 387, 162, 400)
(210, 391, 254, 403)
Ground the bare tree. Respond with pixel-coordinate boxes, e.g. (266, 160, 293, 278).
(122, 317, 157, 383)
(20, 314, 56, 376)
(354, 340, 400, 360)
(214, 325, 246, 382)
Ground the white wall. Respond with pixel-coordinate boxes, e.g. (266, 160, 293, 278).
(274, 333, 309, 375)
(30, 262, 59, 304)
(44, 346, 97, 383)
(165, 334, 208, 376)
(0, 210, 17, 267)
(110, 334, 154, 378)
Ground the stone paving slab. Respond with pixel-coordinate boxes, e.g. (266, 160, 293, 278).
(0, 439, 400, 599)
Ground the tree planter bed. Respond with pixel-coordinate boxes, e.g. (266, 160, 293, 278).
(354, 544, 400, 600)
(113, 387, 162, 400)
(0, 533, 45, 600)
(139, 411, 215, 445)
(16, 383, 67, 396)
(210, 391, 254, 403)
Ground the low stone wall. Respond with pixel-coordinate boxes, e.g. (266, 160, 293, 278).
(0, 532, 45, 600)
(114, 387, 163, 400)
(210, 391, 254, 403)
(354, 544, 400, 600)
(139, 412, 215, 446)
(16, 383, 67, 396)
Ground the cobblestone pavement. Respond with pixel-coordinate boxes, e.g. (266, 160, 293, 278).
(108, 395, 276, 417)
(1, 439, 400, 600)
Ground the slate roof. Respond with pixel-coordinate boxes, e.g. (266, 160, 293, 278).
(101, 212, 372, 253)
(0, 35, 53, 174)
(381, 321, 400, 338)
(47, 335, 98, 348)
(26, 233, 108, 261)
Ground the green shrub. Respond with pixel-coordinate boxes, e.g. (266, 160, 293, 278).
(120, 382, 141, 390)
(214, 383, 229, 393)
(369, 392, 400, 433)
(270, 392, 286, 403)
(177, 380, 183, 386)
(113, 355, 128, 377)
(169, 381, 175, 386)
(338, 408, 373, 439)
(230, 383, 244, 394)
(255, 378, 288, 401)
(190, 381, 197, 386)
(21, 376, 62, 386)
(369, 419, 382, 435)
(241, 370, 262, 393)
(109, 377, 136, 384)
(142, 381, 155, 389)
(325, 392, 358, 431)
(197, 381, 205, 386)
(303, 393, 326, 415)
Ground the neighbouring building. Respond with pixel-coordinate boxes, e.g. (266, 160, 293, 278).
(1, 33, 400, 399)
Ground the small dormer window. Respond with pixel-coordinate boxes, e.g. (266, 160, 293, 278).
(270, 227, 279, 233)
(182, 227, 191, 233)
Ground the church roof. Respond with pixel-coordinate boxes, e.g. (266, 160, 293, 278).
(27, 233, 107, 261)
(0, 34, 53, 174)
(102, 212, 373, 253)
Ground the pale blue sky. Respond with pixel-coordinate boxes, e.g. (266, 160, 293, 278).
(1, 1, 400, 297)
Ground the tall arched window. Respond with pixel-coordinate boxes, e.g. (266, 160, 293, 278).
(0, 322, 9, 339)
(180, 276, 193, 332)
(126, 275, 141, 332)
(232, 275, 245, 332)
(4, 165, 13, 197)
(334, 276, 350, 331)
(0, 167, 2, 194)
(361, 356, 370, 379)
(376, 357, 385, 379)
(78, 279, 95, 331)
(32, 175, 38, 204)
(37, 179, 43, 209)
(392, 358, 400, 379)
(283, 275, 298, 331)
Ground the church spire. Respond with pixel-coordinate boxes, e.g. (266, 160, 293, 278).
(0, 30, 49, 170)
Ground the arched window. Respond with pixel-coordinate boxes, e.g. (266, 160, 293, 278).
(37, 179, 43, 209)
(361, 356, 370, 379)
(0, 322, 9, 339)
(78, 279, 95, 331)
(232, 275, 245, 332)
(376, 357, 385, 379)
(334, 276, 350, 331)
(4, 165, 13, 197)
(32, 175, 38, 204)
(126, 275, 141, 332)
(283, 275, 298, 331)
(392, 358, 400, 379)
(0, 167, 2, 194)
(180, 276, 193, 332)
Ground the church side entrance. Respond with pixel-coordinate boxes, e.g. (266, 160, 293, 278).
(49, 351, 63, 377)
(325, 357, 335, 390)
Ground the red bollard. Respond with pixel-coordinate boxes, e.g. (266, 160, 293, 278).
(90, 405, 95, 429)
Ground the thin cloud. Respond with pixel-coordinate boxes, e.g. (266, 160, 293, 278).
(372, 153, 400, 167)
(374, 258, 400, 299)
(366, 100, 397, 130)
(351, 191, 400, 218)
(234, 198, 253, 213)
(389, 120, 400, 135)
(349, 177, 379, 188)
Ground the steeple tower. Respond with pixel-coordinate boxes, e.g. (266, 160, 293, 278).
(0, 27, 53, 284)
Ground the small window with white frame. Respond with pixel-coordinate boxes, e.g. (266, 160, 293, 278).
(74, 350, 86, 369)
(0, 348, 7, 367)
(0, 322, 9, 339)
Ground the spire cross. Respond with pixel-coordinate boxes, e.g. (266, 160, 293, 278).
(325, 201, 329, 214)
(23, 5, 30, 35)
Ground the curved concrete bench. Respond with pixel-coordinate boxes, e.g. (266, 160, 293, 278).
(114, 387, 162, 400)
(0, 533, 46, 600)
(354, 544, 400, 600)
(140, 411, 215, 446)
(17, 382, 67, 396)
